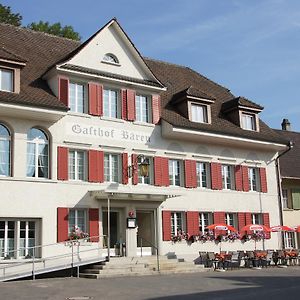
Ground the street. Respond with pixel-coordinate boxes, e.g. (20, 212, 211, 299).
(0, 267, 300, 300)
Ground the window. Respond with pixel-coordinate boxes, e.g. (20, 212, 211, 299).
(102, 53, 119, 64)
(68, 209, 87, 234)
(104, 153, 120, 182)
(69, 83, 85, 113)
(138, 156, 152, 185)
(171, 212, 185, 236)
(69, 150, 86, 181)
(135, 95, 151, 123)
(19, 221, 35, 257)
(27, 128, 49, 178)
(291, 189, 300, 210)
(191, 104, 208, 123)
(241, 113, 256, 131)
(103, 89, 119, 118)
(225, 213, 238, 228)
(196, 162, 209, 188)
(169, 159, 181, 186)
(222, 164, 234, 190)
(0, 68, 13, 92)
(199, 212, 213, 234)
(0, 124, 10, 176)
(251, 213, 262, 225)
(0, 221, 14, 258)
(284, 232, 295, 249)
(248, 167, 259, 191)
(282, 189, 289, 209)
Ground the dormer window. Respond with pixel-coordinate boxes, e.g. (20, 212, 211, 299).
(102, 53, 119, 65)
(191, 103, 208, 124)
(0, 68, 13, 92)
(241, 113, 256, 131)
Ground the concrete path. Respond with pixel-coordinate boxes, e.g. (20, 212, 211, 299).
(0, 267, 300, 300)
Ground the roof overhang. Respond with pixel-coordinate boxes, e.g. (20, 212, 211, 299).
(162, 120, 287, 151)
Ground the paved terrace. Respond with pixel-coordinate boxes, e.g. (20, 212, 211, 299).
(0, 267, 300, 300)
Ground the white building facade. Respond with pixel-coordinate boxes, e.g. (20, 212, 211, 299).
(0, 19, 288, 261)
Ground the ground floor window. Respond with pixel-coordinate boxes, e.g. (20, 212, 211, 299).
(171, 212, 185, 236)
(68, 209, 87, 234)
(0, 219, 38, 258)
(199, 212, 213, 234)
(284, 232, 295, 249)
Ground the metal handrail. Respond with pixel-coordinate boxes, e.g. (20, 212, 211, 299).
(137, 235, 160, 272)
(0, 235, 107, 281)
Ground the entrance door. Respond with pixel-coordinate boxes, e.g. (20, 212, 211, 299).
(102, 212, 119, 249)
(136, 211, 154, 255)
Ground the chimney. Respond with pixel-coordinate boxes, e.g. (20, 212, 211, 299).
(281, 118, 291, 131)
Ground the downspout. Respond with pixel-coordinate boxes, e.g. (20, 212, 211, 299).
(275, 141, 293, 249)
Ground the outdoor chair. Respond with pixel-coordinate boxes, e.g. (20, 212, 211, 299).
(194, 251, 207, 265)
(206, 252, 218, 269)
(277, 250, 288, 266)
(224, 251, 241, 270)
(261, 251, 274, 268)
(245, 251, 260, 268)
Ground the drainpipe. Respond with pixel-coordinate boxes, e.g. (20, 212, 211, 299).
(275, 141, 293, 249)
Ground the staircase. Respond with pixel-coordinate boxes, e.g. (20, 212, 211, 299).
(80, 255, 207, 278)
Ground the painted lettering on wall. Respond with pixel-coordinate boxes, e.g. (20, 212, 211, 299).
(67, 123, 151, 144)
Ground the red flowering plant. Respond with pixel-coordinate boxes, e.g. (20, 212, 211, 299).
(171, 230, 188, 243)
(68, 226, 89, 241)
(227, 232, 241, 242)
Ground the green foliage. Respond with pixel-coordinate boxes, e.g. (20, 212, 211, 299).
(27, 21, 81, 41)
(0, 4, 22, 26)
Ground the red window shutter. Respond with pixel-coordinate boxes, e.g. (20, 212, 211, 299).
(186, 211, 199, 236)
(152, 94, 161, 124)
(131, 154, 138, 185)
(88, 150, 103, 183)
(238, 213, 246, 235)
(245, 213, 252, 225)
(154, 157, 162, 186)
(190, 160, 197, 188)
(242, 166, 249, 192)
(58, 77, 69, 106)
(89, 208, 99, 242)
(263, 213, 271, 239)
(127, 89, 136, 121)
(121, 89, 127, 120)
(162, 157, 170, 186)
(57, 207, 69, 242)
(235, 165, 243, 191)
(184, 160, 192, 188)
(259, 167, 268, 193)
(213, 212, 226, 235)
(88, 83, 103, 116)
(162, 211, 172, 241)
(57, 147, 68, 180)
(122, 153, 129, 185)
(211, 162, 222, 190)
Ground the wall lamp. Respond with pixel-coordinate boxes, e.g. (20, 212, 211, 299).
(128, 154, 150, 178)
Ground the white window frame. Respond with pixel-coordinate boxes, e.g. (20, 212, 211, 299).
(68, 209, 87, 234)
(19, 221, 36, 257)
(251, 213, 263, 225)
(171, 212, 185, 236)
(222, 164, 235, 190)
(225, 213, 238, 229)
(284, 232, 296, 249)
(190, 103, 208, 124)
(199, 212, 213, 234)
(104, 153, 120, 183)
(169, 159, 182, 187)
(103, 88, 120, 118)
(248, 167, 259, 191)
(0, 124, 11, 177)
(135, 94, 152, 123)
(102, 53, 119, 65)
(69, 150, 87, 181)
(138, 156, 152, 185)
(69, 82, 86, 113)
(196, 162, 209, 188)
(282, 189, 289, 209)
(0, 68, 13, 92)
(27, 129, 49, 179)
(241, 113, 256, 131)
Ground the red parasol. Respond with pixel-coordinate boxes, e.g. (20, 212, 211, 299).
(206, 223, 237, 232)
(270, 225, 295, 232)
(294, 226, 300, 232)
(241, 224, 271, 232)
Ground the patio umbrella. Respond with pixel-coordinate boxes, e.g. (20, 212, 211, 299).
(241, 224, 271, 250)
(206, 224, 237, 252)
(294, 226, 300, 232)
(271, 225, 295, 250)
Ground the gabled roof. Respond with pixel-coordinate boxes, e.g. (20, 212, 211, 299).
(0, 46, 27, 64)
(222, 96, 264, 113)
(173, 86, 216, 102)
(274, 129, 300, 178)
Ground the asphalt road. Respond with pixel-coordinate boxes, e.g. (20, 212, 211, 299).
(1, 267, 300, 300)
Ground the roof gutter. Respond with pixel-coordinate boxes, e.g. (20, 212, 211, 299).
(275, 140, 294, 249)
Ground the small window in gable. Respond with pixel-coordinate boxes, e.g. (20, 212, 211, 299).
(241, 113, 256, 131)
(102, 53, 119, 65)
(0, 68, 13, 92)
(191, 103, 208, 124)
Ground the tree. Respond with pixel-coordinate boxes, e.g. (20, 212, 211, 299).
(0, 4, 22, 26)
(27, 21, 81, 41)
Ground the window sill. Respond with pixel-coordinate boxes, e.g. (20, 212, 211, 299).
(133, 121, 155, 128)
(101, 60, 121, 67)
(68, 112, 91, 119)
(283, 208, 297, 211)
(100, 116, 125, 123)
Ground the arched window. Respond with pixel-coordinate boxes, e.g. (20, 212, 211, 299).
(0, 124, 11, 176)
(102, 53, 119, 64)
(27, 128, 49, 178)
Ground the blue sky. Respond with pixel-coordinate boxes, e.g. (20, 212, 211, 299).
(2, 0, 300, 131)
